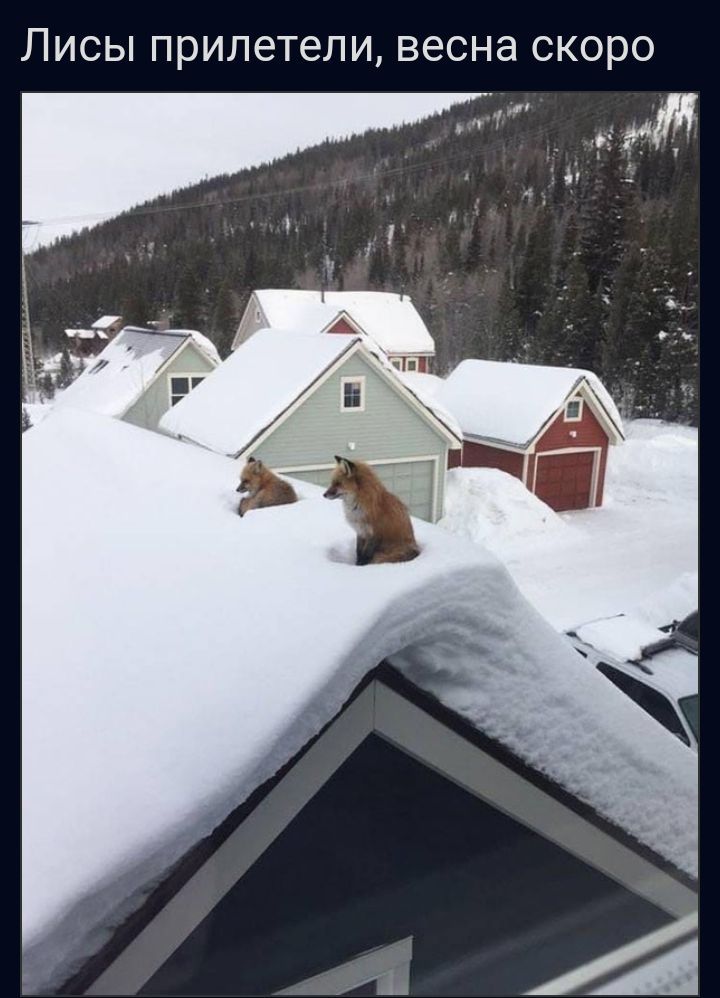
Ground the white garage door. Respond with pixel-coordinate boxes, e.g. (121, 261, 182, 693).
(286, 459, 437, 522)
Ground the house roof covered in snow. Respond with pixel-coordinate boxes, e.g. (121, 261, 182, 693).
(53, 326, 220, 418)
(160, 328, 460, 457)
(65, 328, 107, 340)
(91, 315, 122, 330)
(436, 360, 624, 449)
(247, 289, 436, 356)
(23, 409, 696, 994)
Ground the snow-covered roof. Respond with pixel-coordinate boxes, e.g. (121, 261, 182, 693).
(436, 360, 624, 449)
(91, 315, 122, 330)
(161, 329, 459, 456)
(53, 327, 219, 418)
(253, 289, 436, 356)
(23, 409, 697, 993)
(401, 371, 445, 398)
(64, 328, 104, 340)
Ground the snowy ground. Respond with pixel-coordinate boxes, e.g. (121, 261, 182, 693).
(440, 420, 698, 630)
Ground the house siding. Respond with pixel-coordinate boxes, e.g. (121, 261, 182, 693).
(123, 343, 217, 432)
(252, 354, 450, 520)
(453, 440, 525, 480)
(532, 401, 610, 506)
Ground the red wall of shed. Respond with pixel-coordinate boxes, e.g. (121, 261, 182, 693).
(531, 401, 610, 506)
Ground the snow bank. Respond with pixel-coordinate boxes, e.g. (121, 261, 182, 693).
(22, 403, 53, 428)
(606, 420, 697, 501)
(439, 467, 574, 556)
(631, 572, 698, 631)
(23, 411, 697, 993)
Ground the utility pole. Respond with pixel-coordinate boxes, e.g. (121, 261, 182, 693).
(22, 222, 38, 404)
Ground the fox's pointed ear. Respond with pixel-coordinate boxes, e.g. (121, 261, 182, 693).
(254, 458, 264, 471)
(335, 456, 355, 477)
(247, 456, 256, 464)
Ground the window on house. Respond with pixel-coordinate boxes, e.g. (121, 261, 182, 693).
(564, 398, 583, 421)
(391, 359, 403, 371)
(341, 377, 365, 412)
(169, 375, 206, 406)
(405, 358, 419, 372)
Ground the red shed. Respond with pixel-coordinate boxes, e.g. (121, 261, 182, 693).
(438, 360, 624, 512)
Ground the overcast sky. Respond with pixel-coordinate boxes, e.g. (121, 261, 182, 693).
(22, 93, 480, 248)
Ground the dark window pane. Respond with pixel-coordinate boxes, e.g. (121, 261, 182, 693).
(171, 377, 189, 394)
(343, 382, 362, 408)
(191, 377, 205, 389)
(341, 982, 377, 996)
(679, 695, 699, 741)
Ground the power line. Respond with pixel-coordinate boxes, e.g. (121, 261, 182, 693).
(24, 93, 636, 235)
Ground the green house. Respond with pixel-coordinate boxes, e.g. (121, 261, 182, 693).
(160, 330, 462, 522)
(52, 326, 220, 432)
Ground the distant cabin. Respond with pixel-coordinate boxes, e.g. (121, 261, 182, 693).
(232, 289, 436, 373)
(64, 328, 108, 357)
(91, 314, 124, 339)
(437, 360, 624, 512)
(161, 329, 461, 522)
(53, 326, 220, 432)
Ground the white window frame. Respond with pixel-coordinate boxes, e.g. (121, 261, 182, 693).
(404, 358, 419, 373)
(167, 372, 207, 408)
(274, 937, 413, 996)
(340, 376, 366, 413)
(390, 358, 403, 371)
(564, 398, 584, 422)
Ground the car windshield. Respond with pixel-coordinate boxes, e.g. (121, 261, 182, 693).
(679, 695, 699, 741)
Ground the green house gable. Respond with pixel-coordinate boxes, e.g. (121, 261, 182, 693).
(123, 341, 217, 432)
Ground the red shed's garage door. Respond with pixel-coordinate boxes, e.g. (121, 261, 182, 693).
(534, 451, 595, 512)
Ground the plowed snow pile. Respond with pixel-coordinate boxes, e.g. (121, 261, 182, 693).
(439, 467, 575, 555)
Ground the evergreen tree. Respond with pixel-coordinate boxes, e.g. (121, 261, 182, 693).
(57, 347, 75, 390)
(464, 215, 483, 272)
(174, 265, 204, 329)
(579, 127, 628, 294)
(22, 407, 32, 433)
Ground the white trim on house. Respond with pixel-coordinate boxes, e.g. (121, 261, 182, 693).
(340, 375, 366, 413)
(277, 455, 441, 523)
(167, 371, 210, 410)
(563, 397, 584, 422)
(404, 357, 419, 373)
(82, 677, 697, 996)
(524, 911, 698, 996)
(390, 359, 403, 371)
(531, 447, 602, 508)
(235, 340, 460, 463)
(462, 433, 527, 454)
(274, 937, 413, 996)
(521, 452, 529, 487)
(525, 380, 623, 451)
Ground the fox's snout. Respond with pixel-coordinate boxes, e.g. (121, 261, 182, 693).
(324, 485, 341, 499)
(236, 483, 248, 493)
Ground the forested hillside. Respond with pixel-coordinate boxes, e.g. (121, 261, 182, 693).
(26, 91, 698, 421)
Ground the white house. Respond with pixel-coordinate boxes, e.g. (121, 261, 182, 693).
(232, 289, 436, 372)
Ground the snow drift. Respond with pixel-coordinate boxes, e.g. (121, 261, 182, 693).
(22, 410, 697, 993)
(439, 467, 575, 556)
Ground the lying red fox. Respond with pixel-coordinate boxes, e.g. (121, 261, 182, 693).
(324, 456, 420, 565)
(236, 457, 298, 517)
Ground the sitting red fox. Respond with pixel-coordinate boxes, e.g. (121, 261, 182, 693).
(236, 457, 298, 517)
(324, 456, 420, 565)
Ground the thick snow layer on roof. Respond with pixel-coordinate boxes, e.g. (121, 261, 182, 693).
(23, 411, 697, 993)
(52, 328, 215, 418)
(255, 289, 435, 355)
(161, 329, 355, 455)
(64, 328, 97, 339)
(91, 315, 122, 330)
(439, 468, 574, 556)
(401, 371, 445, 398)
(437, 360, 623, 447)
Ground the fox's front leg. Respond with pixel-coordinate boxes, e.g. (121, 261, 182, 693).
(238, 494, 260, 517)
(356, 535, 378, 566)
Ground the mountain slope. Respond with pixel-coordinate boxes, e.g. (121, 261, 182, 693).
(26, 91, 698, 421)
